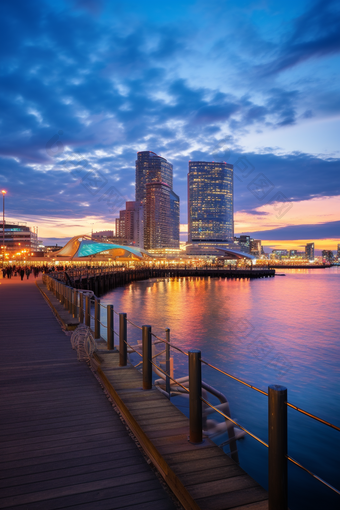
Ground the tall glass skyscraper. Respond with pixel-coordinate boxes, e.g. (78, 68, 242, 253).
(135, 151, 173, 205)
(188, 161, 234, 245)
(135, 151, 179, 250)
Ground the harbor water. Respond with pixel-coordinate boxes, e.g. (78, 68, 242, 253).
(100, 267, 340, 510)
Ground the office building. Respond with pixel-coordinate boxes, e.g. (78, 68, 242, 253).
(337, 244, 340, 261)
(0, 222, 38, 254)
(135, 151, 173, 205)
(187, 161, 233, 254)
(144, 183, 179, 250)
(250, 239, 262, 257)
(305, 243, 315, 261)
(135, 151, 179, 250)
(322, 250, 334, 262)
(234, 235, 251, 253)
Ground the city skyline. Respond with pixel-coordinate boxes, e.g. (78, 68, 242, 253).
(0, 0, 339, 252)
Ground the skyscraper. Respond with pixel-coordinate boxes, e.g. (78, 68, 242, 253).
(135, 151, 179, 250)
(135, 151, 173, 205)
(188, 161, 233, 250)
(305, 242, 315, 261)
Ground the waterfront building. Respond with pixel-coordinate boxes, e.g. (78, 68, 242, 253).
(135, 151, 179, 250)
(187, 161, 233, 255)
(271, 249, 289, 260)
(322, 250, 334, 263)
(234, 235, 251, 253)
(0, 222, 38, 255)
(135, 151, 173, 205)
(250, 239, 261, 257)
(305, 242, 315, 261)
(144, 182, 179, 250)
(337, 244, 340, 261)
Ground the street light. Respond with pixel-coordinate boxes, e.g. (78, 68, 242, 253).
(1, 190, 6, 269)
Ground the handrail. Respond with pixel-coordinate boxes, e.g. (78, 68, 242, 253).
(43, 272, 340, 503)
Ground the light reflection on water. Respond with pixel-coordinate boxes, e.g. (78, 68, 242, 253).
(101, 267, 340, 510)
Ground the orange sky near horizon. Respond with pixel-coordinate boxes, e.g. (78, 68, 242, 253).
(8, 193, 339, 251)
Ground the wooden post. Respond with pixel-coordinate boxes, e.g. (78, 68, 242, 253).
(268, 385, 288, 510)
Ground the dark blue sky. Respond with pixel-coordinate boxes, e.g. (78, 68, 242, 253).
(0, 0, 339, 248)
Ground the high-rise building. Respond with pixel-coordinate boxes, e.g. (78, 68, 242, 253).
(144, 182, 179, 250)
(188, 161, 233, 248)
(234, 235, 251, 253)
(135, 151, 179, 250)
(250, 239, 262, 257)
(322, 250, 334, 262)
(337, 244, 340, 261)
(135, 151, 173, 205)
(305, 243, 315, 261)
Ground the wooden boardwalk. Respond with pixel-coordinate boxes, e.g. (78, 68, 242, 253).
(0, 276, 179, 510)
(95, 351, 268, 510)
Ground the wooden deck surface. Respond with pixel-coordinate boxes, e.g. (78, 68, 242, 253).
(96, 349, 269, 510)
(0, 276, 178, 510)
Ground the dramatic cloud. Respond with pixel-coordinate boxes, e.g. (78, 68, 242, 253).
(0, 0, 339, 244)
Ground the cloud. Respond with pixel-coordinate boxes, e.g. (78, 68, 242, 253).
(238, 220, 340, 240)
(256, 0, 340, 76)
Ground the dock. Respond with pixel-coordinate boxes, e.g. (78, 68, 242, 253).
(0, 274, 268, 509)
(0, 276, 178, 510)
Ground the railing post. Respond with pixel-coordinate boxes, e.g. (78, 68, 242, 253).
(107, 305, 114, 350)
(188, 349, 203, 444)
(165, 328, 171, 396)
(79, 293, 84, 323)
(268, 385, 288, 510)
(95, 298, 100, 339)
(60, 284, 64, 305)
(68, 287, 72, 314)
(85, 295, 90, 327)
(73, 289, 77, 318)
(142, 325, 152, 390)
(119, 313, 127, 366)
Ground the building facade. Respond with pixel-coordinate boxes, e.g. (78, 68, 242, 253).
(135, 151, 179, 250)
(188, 161, 233, 247)
(135, 151, 173, 205)
(0, 222, 38, 256)
(305, 243, 315, 261)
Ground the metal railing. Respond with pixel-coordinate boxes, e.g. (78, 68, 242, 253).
(43, 273, 340, 510)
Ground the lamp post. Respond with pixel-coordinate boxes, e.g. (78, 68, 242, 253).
(1, 190, 6, 269)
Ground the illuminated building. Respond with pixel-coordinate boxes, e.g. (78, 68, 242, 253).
(250, 239, 261, 257)
(305, 242, 315, 261)
(135, 151, 173, 205)
(234, 235, 251, 253)
(337, 244, 340, 261)
(0, 222, 38, 253)
(144, 183, 179, 249)
(322, 250, 334, 262)
(187, 161, 233, 254)
(135, 151, 179, 249)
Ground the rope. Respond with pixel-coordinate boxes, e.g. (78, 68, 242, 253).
(126, 318, 143, 330)
(286, 455, 340, 496)
(150, 360, 189, 394)
(286, 402, 340, 432)
(124, 339, 143, 357)
(201, 359, 268, 396)
(201, 397, 269, 448)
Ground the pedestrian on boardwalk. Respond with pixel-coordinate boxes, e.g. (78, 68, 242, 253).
(6, 267, 12, 279)
(20, 268, 25, 281)
(2, 268, 6, 278)
(25, 267, 31, 280)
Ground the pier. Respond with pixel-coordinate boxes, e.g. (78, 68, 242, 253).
(54, 266, 275, 296)
(0, 277, 178, 510)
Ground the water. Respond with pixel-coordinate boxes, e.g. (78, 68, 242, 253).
(100, 267, 340, 510)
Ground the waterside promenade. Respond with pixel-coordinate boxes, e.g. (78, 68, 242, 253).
(0, 275, 269, 510)
(0, 276, 178, 510)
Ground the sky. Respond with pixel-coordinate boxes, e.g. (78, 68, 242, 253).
(0, 0, 339, 253)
